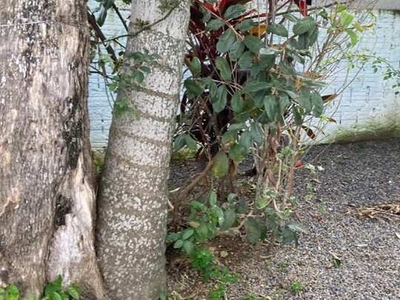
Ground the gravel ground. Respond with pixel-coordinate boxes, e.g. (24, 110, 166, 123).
(169, 138, 400, 300)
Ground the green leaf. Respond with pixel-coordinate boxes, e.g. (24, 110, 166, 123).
(66, 286, 80, 300)
(236, 199, 248, 214)
(174, 239, 184, 249)
(298, 88, 312, 113)
(166, 232, 181, 243)
(211, 85, 228, 113)
(209, 190, 218, 207)
(235, 19, 254, 31)
(5, 285, 19, 300)
(184, 79, 204, 96)
(45, 276, 62, 296)
(293, 106, 303, 126)
(97, 6, 107, 27)
(215, 57, 232, 81)
(223, 4, 246, 20)
(237, 50, 253, 69)
(280, 226, 298, 245)
(297, 33, 309, 50)
(229, 143, 247, 163)
(311, 91, 324, 117)
(242, 80, 269, 93)
(243, 35, 263, 53)
(284, 13, 299, 23)
(229, 40, 245, 61)
(354, 21, 364, 32)
(185, 134, 198, 151)
(293, 17, 316, 35)
(250, 62, 261, 77)
(259, 52, 276, 69)
(267, 24, 288, 37)
(227, 193, 237, 202)
(239, 131, 252, 151)
(217, 29, 236, 53)
(183, 240, 194, 254)
(287, 222, 307, 233)
(264, 94, 278, 121)
(207, 78, 218, 98)
(134, 71, 144, 84)
(222, 130, 237, 144)
(279, 94, 291, 114)
(173, 134, 186, 151)
(231, 92, 244, 113)
(195, 223, 209, 241)
(212, 152, 229, 178)
(189, 57, 202, 76)
(189, 221, 200, 228)
(207, 19, 224, 31)
(139, 65, 151, 73)
(173, 134, 197, 151)
(244, 217, 262, 244)
(50, 292, 62, 300)
(308, 26, 319, 47)
(250, 122, 263, 145)
(345, 29, 358, 46)
(283, 89, 298, 99)
(212, 206, 225, 227)
(191, 200, 207, 211)
(182, 228, 195, 240)
(221, 209, 236, 230)
(340, 11, 354, 27)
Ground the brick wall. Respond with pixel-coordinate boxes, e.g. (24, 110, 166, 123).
(87, 5, 400, 147)
(88, 0, 129, 148)
(315, 9, 400, 143)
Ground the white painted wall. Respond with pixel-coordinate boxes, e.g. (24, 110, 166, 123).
(314, 9, 400, 143)
(87, 5, 400, 147)
(88, 1, 129, 148)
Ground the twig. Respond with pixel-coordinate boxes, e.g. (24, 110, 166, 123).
(112, 3, 129, 32)
(275, 1, 351, 16)
(178, 159, 214, 200)
(104, 1, 180, 43)
(87, 10, 119, 65)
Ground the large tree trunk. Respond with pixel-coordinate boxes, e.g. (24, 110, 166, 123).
(96, 1, 190, 299)
(0, 1, 105, 298)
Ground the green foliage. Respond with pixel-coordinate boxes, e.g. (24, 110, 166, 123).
(0, 277, 80, 300)
(103, 49, 159, 117)
(179, 0, 369, 172)
(171, 1, 375, 254)
(167, 191, 237, 253)
(208, 284, 226, 300)
(0, 285, 19, 300)
(290, 280, 304, 295)
(93, 0, 115, 26)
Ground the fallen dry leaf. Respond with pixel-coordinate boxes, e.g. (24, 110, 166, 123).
(355, 202, 400, 221)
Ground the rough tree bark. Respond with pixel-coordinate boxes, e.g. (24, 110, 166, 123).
(96, 0, 190, 299)
(0, 1, 105, 298)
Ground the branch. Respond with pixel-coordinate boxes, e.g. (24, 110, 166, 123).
(87, 10, 118, 65)
(276, 1, 351, 16)
(112, 4, 129, 32)
(178, 159, 214, 201)
(104, 1, 180, 43)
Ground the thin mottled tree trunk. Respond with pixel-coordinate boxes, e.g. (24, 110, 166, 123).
(0, 1, 105, 298)
(96, 1, 190, 299)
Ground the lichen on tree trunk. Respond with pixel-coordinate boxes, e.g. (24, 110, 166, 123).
(96, 1, 190, 299)
(0, 0, 105, 298)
